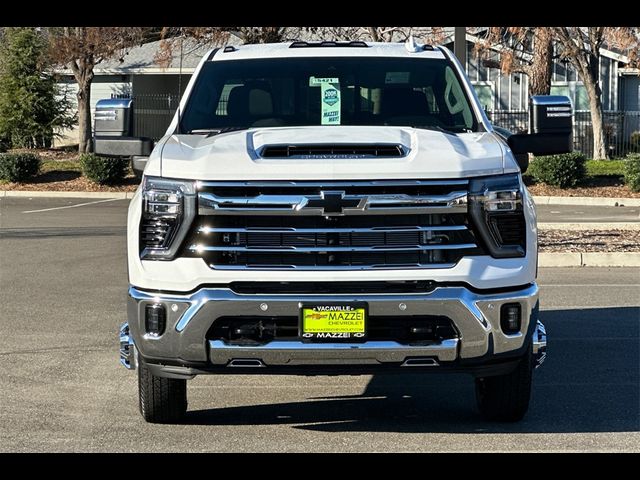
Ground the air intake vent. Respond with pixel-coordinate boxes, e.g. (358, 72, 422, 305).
(261, 144, 405, 158)
(140, 218, 173, 248)
(489, 214, 526, 246)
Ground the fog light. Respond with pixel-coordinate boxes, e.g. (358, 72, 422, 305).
(500, 303, 521, 334)
(145, 304, 166, 336)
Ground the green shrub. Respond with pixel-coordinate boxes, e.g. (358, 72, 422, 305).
(0, 152, 41, 182)
(80, 153, 129, 185)
(0, 138, 8, 153)
(528, 152, 587, 188)
(630, 131, 640, 153)
(624, 153, 640, 192)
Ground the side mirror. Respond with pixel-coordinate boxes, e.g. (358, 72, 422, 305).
(507, 95, 573, 157)
(94, 136, 153, 157)
(93, 97, 153, 179)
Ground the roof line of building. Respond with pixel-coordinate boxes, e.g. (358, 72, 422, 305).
(442, 30, 630, 64)
(57, 67, 197, 76)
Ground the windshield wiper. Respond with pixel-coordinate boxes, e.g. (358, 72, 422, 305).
(411, 125, 472, 134)
(188, 127, 249, 136)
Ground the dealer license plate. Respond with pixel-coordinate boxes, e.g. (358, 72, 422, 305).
(300, 303, 367, 342)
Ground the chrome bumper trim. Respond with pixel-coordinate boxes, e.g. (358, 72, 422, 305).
(119, 322, 136, 370)
(533, 320, 547, 368)
(208, 339, 459, 366)
(127, 283, 539, 364)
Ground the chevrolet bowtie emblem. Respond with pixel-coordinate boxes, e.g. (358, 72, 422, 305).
(300, 191, 361, 215)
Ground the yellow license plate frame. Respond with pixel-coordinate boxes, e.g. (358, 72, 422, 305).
(300, 303, 367, 342)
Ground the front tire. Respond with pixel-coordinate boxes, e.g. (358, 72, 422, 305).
(138, 362, 187, 424)
(475, 347, 533, 422)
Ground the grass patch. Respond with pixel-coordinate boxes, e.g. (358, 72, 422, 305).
(585, 160, 625, 177)
(40, 159, 82, 174)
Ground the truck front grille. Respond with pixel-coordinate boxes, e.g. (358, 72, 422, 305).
(183, 180, 484, 270)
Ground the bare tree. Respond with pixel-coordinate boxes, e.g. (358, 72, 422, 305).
(152, 27, 230, 67)
(156, 26, 298, 49)
(552, 27, 640, 159)
(153, 27, 301, 68)
(476, 27, 554, 96)
(313, 27, 445, 44)
(48, 27, 151, 153)
(233, 27, 294, 44)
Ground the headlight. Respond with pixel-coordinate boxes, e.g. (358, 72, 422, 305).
(469, 174, 526, 258)
(140, 176, 196, 260)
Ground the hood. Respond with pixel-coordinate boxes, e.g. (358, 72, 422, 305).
(158, 125, 506, 180)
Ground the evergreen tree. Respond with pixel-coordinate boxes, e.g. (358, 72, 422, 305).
(0, 28, 75, 149)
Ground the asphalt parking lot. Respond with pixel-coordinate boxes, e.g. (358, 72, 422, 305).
(0, 197, 638, 452)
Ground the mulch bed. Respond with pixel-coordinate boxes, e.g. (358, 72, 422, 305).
(525, 176, 640, 198)
(539, 229, 640, 252)
(2, 172, 139, 192)
(2, 149, 138, 192)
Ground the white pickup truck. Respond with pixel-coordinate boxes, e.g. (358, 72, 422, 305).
(101, 39, 572, 424)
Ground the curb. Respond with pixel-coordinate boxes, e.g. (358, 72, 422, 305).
(538, 222, 640, 230)
(532, 195, 640, 207)
(539, 252, 640, 267)
(0, 190, 136, 199)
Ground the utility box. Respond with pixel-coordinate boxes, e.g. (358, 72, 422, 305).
(94, 98, 133, 137)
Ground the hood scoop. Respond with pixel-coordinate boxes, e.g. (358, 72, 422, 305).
(260, 144, 405, 159)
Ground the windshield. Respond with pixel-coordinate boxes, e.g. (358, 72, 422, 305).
(180, 56, 478, 133)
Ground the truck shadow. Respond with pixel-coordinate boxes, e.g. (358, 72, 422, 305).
(185, 306, 639, 433)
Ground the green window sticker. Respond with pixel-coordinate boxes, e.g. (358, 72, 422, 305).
(321, 81, 341, 125)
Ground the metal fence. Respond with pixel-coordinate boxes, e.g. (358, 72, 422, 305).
(488, 110, 640, 158)
(115, 93, 640, 158)
(112, 93, 180, 141)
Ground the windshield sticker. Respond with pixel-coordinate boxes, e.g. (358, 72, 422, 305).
(321, 81, 341, 125)
(385, 71, 410, 84)
(309, 76, 340, 87)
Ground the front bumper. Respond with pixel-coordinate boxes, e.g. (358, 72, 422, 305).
(123, 282, 542, 376)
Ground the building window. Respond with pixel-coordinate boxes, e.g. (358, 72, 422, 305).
(551, 82, 590, 111)
(575, 84, 590, 111)
(472, 82, 495, 112)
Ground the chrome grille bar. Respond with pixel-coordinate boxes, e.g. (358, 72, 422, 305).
(189, 243, 477, 253)
(198, 180, 469, 188)
(197, 225, 469, 234)
(210, 263, 459, 270)
(198, 191, 467, 216)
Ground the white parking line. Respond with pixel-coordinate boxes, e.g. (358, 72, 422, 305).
(22, 198, 122, 214)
